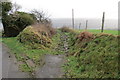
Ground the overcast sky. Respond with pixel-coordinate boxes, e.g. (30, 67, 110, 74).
(11, 0, 119, 19)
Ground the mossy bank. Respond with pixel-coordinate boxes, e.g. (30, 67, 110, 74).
(63, 30, 119, 78)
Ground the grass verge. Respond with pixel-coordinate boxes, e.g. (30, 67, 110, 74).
(2, 37, 49, 74)
(63, 31, 119, 78)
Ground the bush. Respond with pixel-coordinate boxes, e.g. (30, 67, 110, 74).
(60, 26, 76, 34)
(2, 2, 12, 37)
(76, 31, 94, 42)
(2, 12, 35, 37)
(2, 2, 35, 37)
(17, 24, 56, 49)
(32, 23, 56, 37)
(15, 12, 35, 31)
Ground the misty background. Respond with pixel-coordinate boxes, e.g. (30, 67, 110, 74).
(0, 0, 119, 30)
(51, 18, 118, 30)
(0, 18, 118, 30)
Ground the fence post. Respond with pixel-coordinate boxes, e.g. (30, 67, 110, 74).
(85, 20, 88, 30)
(79, 23, 81, 30)
(101, 12, 105, 32)
(72, 9, 74, 29)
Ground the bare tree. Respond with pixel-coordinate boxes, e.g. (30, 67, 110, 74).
(31, 9, 51, 24)
(11, 2, 21, 14)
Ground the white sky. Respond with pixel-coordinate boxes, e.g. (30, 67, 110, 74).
(11, 0, 119, 19)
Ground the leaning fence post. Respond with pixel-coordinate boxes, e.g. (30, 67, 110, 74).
(101, 12, 105, 32)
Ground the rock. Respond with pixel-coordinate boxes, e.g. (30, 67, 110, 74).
(26, 60, 35, 68)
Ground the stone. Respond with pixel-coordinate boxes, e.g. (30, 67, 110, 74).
(26, 60, 35, 67)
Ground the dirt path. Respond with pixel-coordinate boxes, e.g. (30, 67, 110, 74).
(1, 31, 69, 78)
(60, 33, 69, 55)
(1, 43, 30, 78)
(35, 54, 64, 78)
(35, 32, 69, 78)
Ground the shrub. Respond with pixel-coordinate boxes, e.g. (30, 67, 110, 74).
(32, 23, 56, 37)
(17, 24, 56, 49)
(2, 2, 35, 37)
(2, 11, 35, 37)
(76, 31, 94, 42)
(15, 12, 35, 31)
(60, 26, 76, 34)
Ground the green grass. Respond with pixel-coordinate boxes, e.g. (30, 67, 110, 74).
(76, 29, 119, 35)
(2, 30, 63, 73)
(2, 37, 50, 73)
(2, 28, 119, 78)
(51, 30, 62, 54)
(19, 64, 33, 72)
(63, 32, 119, 78)
(51, 30, 71, 55)
(1, 27, 63, 74)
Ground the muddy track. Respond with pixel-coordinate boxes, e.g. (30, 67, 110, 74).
(35, 32, 69, 78)
(2, 31, 69, 78)
(1, 43, 30, 78)
(60, 33, 69, 54)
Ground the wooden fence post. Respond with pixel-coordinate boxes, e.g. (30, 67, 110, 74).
(101, 12, 105, 32)
(85, 20, 88, 30)
(79, 23, 81, 30)
(72, 9, 74, 29)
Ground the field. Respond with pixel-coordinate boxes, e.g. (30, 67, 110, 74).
(77, 29, 119, 35)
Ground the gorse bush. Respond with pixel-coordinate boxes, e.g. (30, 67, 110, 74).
(2, 2, 35, 37)
(15, 12, 35, 31)
(6, 12, 35, 37)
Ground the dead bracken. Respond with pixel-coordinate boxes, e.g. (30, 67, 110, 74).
(17, 24, 55, 49)
(76, 31, 94, 42)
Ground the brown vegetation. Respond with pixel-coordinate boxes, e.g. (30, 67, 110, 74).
(17, 24, 56, 49)
(32, 23, 56, 37)
(76, 31, 94, 42)
(60, 26, 76, 33)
